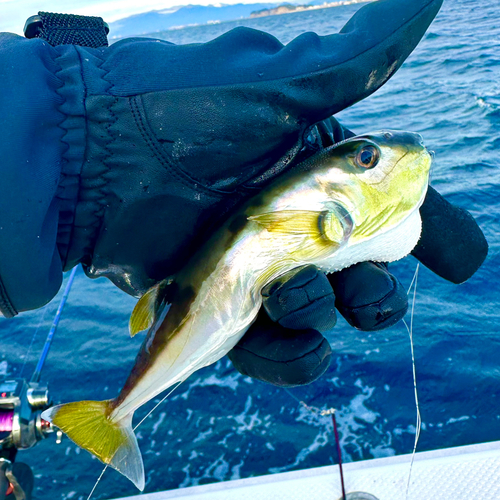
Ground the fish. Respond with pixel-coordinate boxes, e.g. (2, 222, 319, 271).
(42, 130, 432, 490)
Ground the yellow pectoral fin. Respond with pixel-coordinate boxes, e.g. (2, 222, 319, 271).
(129, 279, 171, 337)
(248, 210, 338, 243)
(249, 209, 347, 271)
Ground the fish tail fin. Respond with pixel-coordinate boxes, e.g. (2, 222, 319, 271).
(42, 400, 144, 490)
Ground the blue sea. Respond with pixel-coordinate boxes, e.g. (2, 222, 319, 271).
(1, 0, 499, 498)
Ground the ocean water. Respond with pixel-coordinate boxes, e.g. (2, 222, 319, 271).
(1, 0, 499, 498)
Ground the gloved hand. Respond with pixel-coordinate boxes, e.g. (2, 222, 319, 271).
(0, 0, 487, 386)
(228, 118, 488, 387)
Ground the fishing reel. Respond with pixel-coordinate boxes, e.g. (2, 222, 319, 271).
(0, 379, 54, 460)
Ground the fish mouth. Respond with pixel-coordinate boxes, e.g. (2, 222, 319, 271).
(398, 139, 432, 179)
(388, 132, 429, 176)
(412, 148, 432, 211)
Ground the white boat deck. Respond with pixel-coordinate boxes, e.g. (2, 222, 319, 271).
(113, 440, 500, 500)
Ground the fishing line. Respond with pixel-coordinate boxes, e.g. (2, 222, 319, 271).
(283, 388, 346, 498)
(285, 263, 422, 500)
(403, 263, 421, 499)
(86, 465, 109, 500)
(19, 304, 49, 378)
(133, 381, 182, 431)
(284, 387, 318, 411)
(86, 381, 183, 500)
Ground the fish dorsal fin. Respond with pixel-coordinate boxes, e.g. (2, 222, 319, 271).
(129, 279, 171, 337)
(248, 210, 342, 244)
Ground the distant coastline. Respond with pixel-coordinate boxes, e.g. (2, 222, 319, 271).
(109, 0, 375, 39)
(250, 0, 372, 18)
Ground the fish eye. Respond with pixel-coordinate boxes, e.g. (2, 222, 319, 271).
(355, 145, 380, 169)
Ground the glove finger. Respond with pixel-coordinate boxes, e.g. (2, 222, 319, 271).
(329, 261, 408, 331)
(411, 186, 488, 284)
(228, 310, 332, 387)
(262, 265, 337, 333)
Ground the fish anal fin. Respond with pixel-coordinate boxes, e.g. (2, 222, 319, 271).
(42, 401, 145, 491)
(129, 278, 171, 337)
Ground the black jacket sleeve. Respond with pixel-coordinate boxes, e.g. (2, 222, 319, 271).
(0, 0, 443, 316)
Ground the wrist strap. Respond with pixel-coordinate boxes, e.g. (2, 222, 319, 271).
(24, 12, 109, 47)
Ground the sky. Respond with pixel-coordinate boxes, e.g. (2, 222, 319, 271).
(0, 0, 266, 35)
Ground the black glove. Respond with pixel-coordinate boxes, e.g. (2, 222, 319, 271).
(0, 0, 443, 315)
(75, 0, 446, 297)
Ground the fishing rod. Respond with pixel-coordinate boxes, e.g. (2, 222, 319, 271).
(0, 267, 77, 461)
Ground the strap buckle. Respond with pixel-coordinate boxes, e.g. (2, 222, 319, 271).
(23, 15, 43, 39)
(23, 13, 110, 46)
